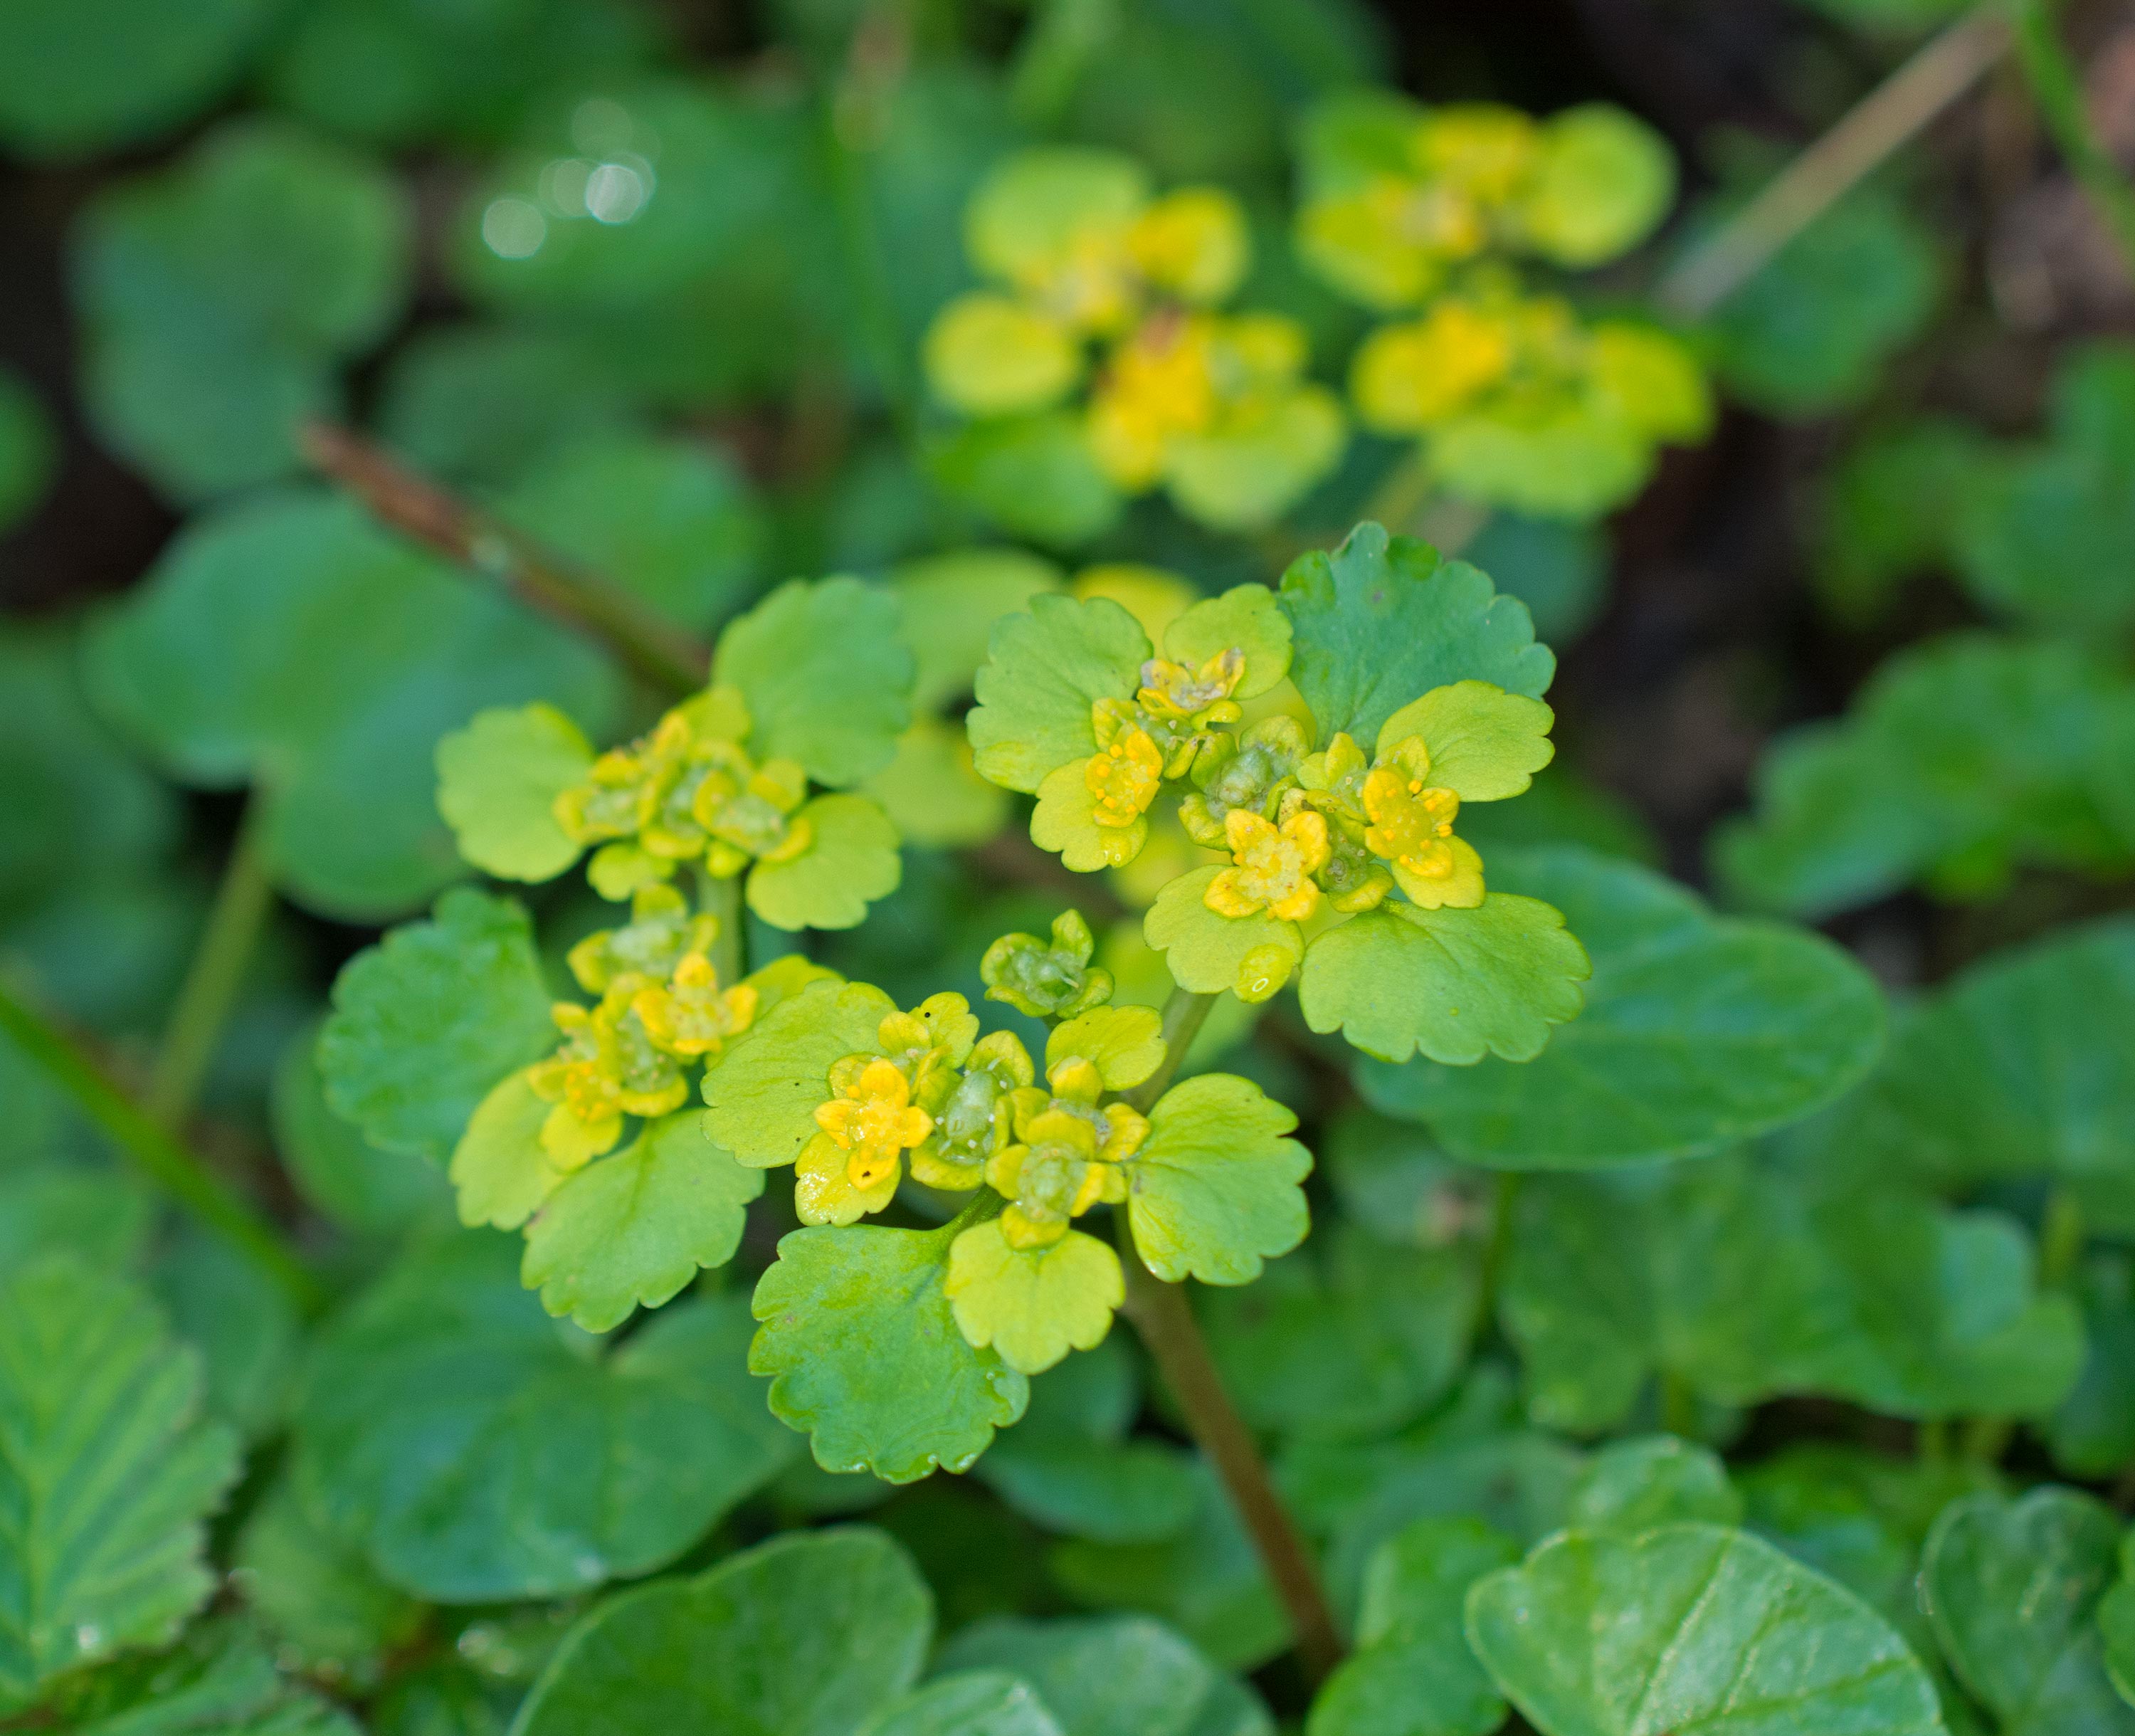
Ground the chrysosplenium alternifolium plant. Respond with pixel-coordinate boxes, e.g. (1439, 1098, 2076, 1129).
(320, 522, 1588, 1478)
(1296, 94, 1711, 520)
(924, 146, 1346, 538)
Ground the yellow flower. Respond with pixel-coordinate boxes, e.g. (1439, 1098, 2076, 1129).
(1087, 313, 1217, 489)
(1085, 725, 1164, 829)
(1128, 188, 1249, 305)
(813, 1056, 934, 1191)
(553, 745, 663, 846)
(984, 1082, 1147, 1250)
(1420, 105, 1539, 208)
(1351, 300, 1514, 434)
(1361, 736, 1485, 910)
(1205, 808, 1330, 923)
(691, 749, 811, 873)
(566, 884, 719, 994)
(632, 953, 759, 1058)
(1137, 647, 1245, 722)
(526, 984, 689, 1167)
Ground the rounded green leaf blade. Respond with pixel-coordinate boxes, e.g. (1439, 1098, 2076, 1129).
(1129, 1074, 1311, 1285)
(434, 703, 591, 883)
(746, 793, 903, 932)
(969, 593, 1151, 794)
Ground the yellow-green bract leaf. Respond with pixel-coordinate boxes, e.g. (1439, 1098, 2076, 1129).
(435, 703, 591, 882)
(1920, 1488, 2130, 1734)
(1032, 760, 1143, 872)
(514, 1530, 932, 1736)
(749, 1221, 1030, 1480)
(1129, 1074, 1311, 1285)
(947, 1221, 1123, 1375)
(1376, 681, 1555, 801)
(1146, 867, 1303, 998)
(925, 293, 1082, 418)
(713, 576, 914, 788)
(0, 1256, 239, 1710)
(320, 888, 559, 1162)
(1465, 1524, 1945, 1736)
(1300, 894, 1588, 1066)
(969, 594, 1151, 793)
(1166, 387, 1349, 533)
(1164, 585, 1293, 702)
(865, 717, 1012, 850)
(523, 1111, 764, 1333)
(449, 1068, 570, 1231)
(1360, 847, 1886, 1167)
(1048, 1004, 1166, 1090)
(297, 1234, 794, 1602)
(862, 1673, 1067, 1736)
(892, 549, 1064, 714)
(747, 794, 902, 932)
(1278, 524, 1554, 749)
(935, 1613, 1268, 1736)
(1515, 105, 1675, 268)
(702, 979, 897, 1168)
(966, 147, 1148, 285)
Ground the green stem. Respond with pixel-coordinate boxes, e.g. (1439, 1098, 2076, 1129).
(1658, 1368, 1698, 1439)
(1918, 1415, 1951, 1464)
(1111, 987, 1344, 1685)
(0, 982, 323, 1312)
(2012, 0, 2135, 274)
(147, 797, 275, 1131)
(1656, 6, 2010, 317)
(699, 865, 747, 987)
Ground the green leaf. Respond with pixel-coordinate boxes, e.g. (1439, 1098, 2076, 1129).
(714, 577, 914, 787)
(2049, 1252, 2135, 1478)
(523, 1110, 765, 1332)
(702, 979, 895, 1168)
(232, 1478, 421, 1682)
(0, 0, 285, 157)
(947, 1221, 1124, 1376)
(1517, 105, 1675, 268)
(272, 1021, 450, 1236)
(0, 1166, 153, 1278)
(931, 414, 1125, 549)
(1307, 1517, 1517, 1736)
(1835, 917, 2135, 1230)
(44, 1618, 363, 1736)
(1714, 634, 2129, 919)
(515, 1528, 931, 1736)
(966, 147, 1149, 283)
(449, 1068, 570, 1231)
(434, 703, 593, 882)
(865, 715, 1014, 849)
(1374, 681, 1555, 800)
(1699, 179, 1941, 419)
(1466, 1523, 1945, 1736)
(936, 1615, 1271, 1736)
(1815, 417, 1998, 626)
(1128, 1073, 1311, 1285)
(73, 120, 411, 500)
(926, 293, 1084, 418)
(750, 1220, 1030, 1480)
(150, 1222, 302, 1441)
(83, 488, 617, 917)
(1166, 389, 1349, 534)
(746, 794, 904, 932)
(1922, 1489, 2134, 1735)
(892, 549, 1065, 714)
(1146, 868, 1303, 999)
(1299, 893, 1589, 1067)
(297, 1233, 792, 1601)
(1164, 586, 1294, 700)
(970, 594, 1151, 794)
(1565, 1436, 1741, 1535)
(0, 1257, 238, 1710)
(976, 1339, 1198, 1545)
(1277, 524, 1555, 748)
(1499, 1155, 2084, 1431)
(1201, 1225, 1475, 1442)
(1360, 847, 1884, 1165)
(320, 888, 558, 1162)
(1049, 1003, 1166, 1090)
(862, 1673, 1067, 1736)
(2102, 1536, 2135, 1713)
(502, 433, 765, 633)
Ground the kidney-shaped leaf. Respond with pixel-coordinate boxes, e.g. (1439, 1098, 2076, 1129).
(295, 1232, 793, 1602)
(515, 1528, 932, 1736)
(1363, 847, 1884, 1167)
(1465, 1522, 1944, 1736)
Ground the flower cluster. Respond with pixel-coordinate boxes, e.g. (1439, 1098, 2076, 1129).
(1295, 95, 1708, 522)
(527, 885, 759, 1165)
(924, 147, 1344, 533)
(553, 688, 812, 900)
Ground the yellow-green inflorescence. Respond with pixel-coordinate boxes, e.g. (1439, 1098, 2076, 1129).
(1295, 95, 1709, 521)
(527, 885, 759, 1167)
(924, 146, 1345, 532)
